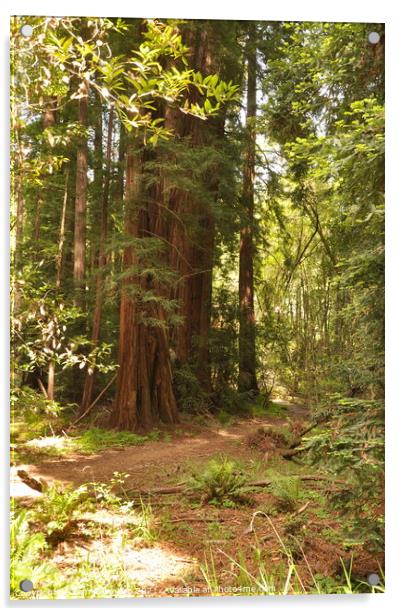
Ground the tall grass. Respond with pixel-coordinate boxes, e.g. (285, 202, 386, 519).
(201, 512, 385, 596)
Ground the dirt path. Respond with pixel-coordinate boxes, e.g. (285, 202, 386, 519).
(12, 400, 309, 497)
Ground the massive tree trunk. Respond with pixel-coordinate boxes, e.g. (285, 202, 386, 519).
(110, 138, 178, 431)
(166, 25, 223, 392)
(238, 24, 258, 394)
(73, 79, 89, 294)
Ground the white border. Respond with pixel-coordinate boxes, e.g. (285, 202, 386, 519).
(1, 1, 400, 614)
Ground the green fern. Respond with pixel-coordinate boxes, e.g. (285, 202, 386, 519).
(31, 482, 93, 541)
(269, 474, 301, 511)
(187, 456, 248, 506)
(10, 509, 56, 598)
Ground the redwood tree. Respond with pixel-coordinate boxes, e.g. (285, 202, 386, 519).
(110, 139, 178, 430)
(238, 23, 258, 394)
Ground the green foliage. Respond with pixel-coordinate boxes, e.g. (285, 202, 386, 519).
(305, 396, 384, 550)
(210, 287, 239, 400)
(10, 477, 158, 599)
(74, 427, 154, 452)
(249, 399, 287, 419)
(10, 509, 55, 598)
(187, 456, 248, 507)
(10, 17, 384, 598)
(11, 387, 66, 443)
(31, 482, 93, 541)
(216, 409, 233, 425)
(12, 421, 162, 463)
(269, 474, 301, 511)
(173, 363, 211, 414)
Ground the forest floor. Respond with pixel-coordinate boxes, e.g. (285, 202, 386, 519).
(12, 399, 308, 496)
(11, 400, 383, 598)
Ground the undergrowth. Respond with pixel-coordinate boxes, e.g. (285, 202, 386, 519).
(201, 513, 385, 595)
(186, 456, 249, 507)
(10, 473, 157, 599)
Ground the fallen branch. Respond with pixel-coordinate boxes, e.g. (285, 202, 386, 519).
(281, 447, 304, 459)
(68, 373, 117, 429)
(17, 470, 47, 493)
(287, 419, 323, 450)
(123, 474, 345, 499)
(295, 500, 311, 514)
(170, 516, 224, 523)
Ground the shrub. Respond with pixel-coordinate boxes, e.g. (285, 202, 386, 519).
(269, 474, 301, 511)
(31, 482, 94, 544)
(305, 396, 384, 550)
(187, 456, 248, 507)
(11, 387, 67, 444)
(173, 363, 211, 414)
(10, 509, 56, 598)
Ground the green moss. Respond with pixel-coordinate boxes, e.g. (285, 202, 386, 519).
(216, 409, 233, 425)
(249, 400, 287, 419)
(74, 428, 158, 453)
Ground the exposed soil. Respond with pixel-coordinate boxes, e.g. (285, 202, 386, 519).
(12, 400, 383, 596)
(12, 400, 308, 497)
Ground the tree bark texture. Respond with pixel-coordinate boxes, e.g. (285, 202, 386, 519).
(110, 140, 178, 431)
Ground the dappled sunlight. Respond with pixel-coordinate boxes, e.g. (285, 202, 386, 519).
(213, 428, 243, 439)
(27, 435, 69, 449)
(10, 13, 384, 599)
(53, 533, 196, 592)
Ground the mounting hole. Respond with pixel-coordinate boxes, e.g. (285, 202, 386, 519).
(367, 572, 380, 586)
(19, 579, 34, 592)
(368, 31, 380, 45)
(20, 24, 33, 37)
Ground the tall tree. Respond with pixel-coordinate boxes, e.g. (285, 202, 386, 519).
(238, 23, 258, 394)
(80, 105, 114, 414)
(110, 138, 179, 430)
(73, 78, 89, 294)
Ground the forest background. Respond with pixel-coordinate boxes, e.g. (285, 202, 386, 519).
(3, 1, 397, 604)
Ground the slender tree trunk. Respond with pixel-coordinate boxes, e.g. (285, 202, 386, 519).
(35, 99, 57, 243)
(12, 123, 25, 315)
(238, 24, 258, 395)
(56, 168, 70, 288)
(73, 79, 89, 295)
(117, 122, 126, 203)
(47, 361, 55, 401)
(80, 106, 114, 414)
(14, 125, 25, 270)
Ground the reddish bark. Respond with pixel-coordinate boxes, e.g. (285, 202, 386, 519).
(165, 26, 223, 391)
(110, 141, 178, 431)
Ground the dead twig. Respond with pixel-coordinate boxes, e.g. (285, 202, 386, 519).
(170, 516, 224, 523)
(295, 500, 311, 515)
(68, 373, 117, 429)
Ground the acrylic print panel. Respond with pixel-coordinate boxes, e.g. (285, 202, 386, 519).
(10, 15, 384, 599)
